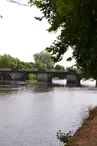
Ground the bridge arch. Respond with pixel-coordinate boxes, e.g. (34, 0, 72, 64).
(24, 73, 37, 81)
(52, 73, 65, 80)
(0, 73, 11, 80)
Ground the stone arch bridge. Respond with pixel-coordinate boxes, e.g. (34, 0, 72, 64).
(0, 68, 83, 86)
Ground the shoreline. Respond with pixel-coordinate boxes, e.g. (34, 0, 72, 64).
(65, 107, 97, 146)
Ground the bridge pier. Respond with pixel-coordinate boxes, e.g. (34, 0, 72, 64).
(66, 73, 80, 87)
(10, 72, 26, 81)
(95, 79, 97, 87)
(37, 73, 52, 82)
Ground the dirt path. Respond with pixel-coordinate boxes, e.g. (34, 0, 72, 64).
(65, 107, 97, 146)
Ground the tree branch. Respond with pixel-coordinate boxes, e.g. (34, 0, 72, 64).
(7, 0, 30, 6)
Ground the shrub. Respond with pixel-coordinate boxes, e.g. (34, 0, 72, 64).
(56, 130, 71, 144)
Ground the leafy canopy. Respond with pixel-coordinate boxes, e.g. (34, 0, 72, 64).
(30, 0, 97, 78)
(0, 54, 35, 69)
(55, 64, 64, 71)
(33, 50, 54, 69)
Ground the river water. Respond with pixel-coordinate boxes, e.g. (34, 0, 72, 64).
(0, 80, 97, 146)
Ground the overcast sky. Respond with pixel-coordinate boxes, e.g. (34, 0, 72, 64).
(0, 0, 74, 67)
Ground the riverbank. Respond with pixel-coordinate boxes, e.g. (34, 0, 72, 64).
(65, 107, 97, 146)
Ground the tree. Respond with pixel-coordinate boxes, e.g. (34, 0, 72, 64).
(0, 54, 11, 68)
(29, 0, 97, 79)
(35, 61, 45, 69)
(55, 64, 64, 71)
(7, 0, 30, 6)
(34, 50, 54, 69)
(0, 54, 35, 69)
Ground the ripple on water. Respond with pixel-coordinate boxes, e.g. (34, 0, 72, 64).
(0, 80, 96, 146)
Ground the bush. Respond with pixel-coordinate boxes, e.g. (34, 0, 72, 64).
(56, 130, 71, 144)
(27, 74, 37, 80)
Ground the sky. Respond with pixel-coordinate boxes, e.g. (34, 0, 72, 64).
(0, 0, 75, 68)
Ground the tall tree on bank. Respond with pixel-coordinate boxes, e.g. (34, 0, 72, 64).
(34, 51, 54, 69)
(29, 0, 97, 79)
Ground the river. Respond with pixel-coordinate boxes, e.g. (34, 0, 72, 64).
(0, 79, 96, 146)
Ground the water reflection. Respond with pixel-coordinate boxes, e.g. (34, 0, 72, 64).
(26, 81, 65, 93)
(0, 81, 63, 97)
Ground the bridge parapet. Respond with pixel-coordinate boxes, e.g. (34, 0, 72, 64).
(0, 68, 11, 71)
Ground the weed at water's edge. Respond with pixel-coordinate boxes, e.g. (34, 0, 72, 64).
(56, 130, 72, 144)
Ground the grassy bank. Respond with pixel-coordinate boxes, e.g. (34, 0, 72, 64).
(65, 107, 97, 146)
